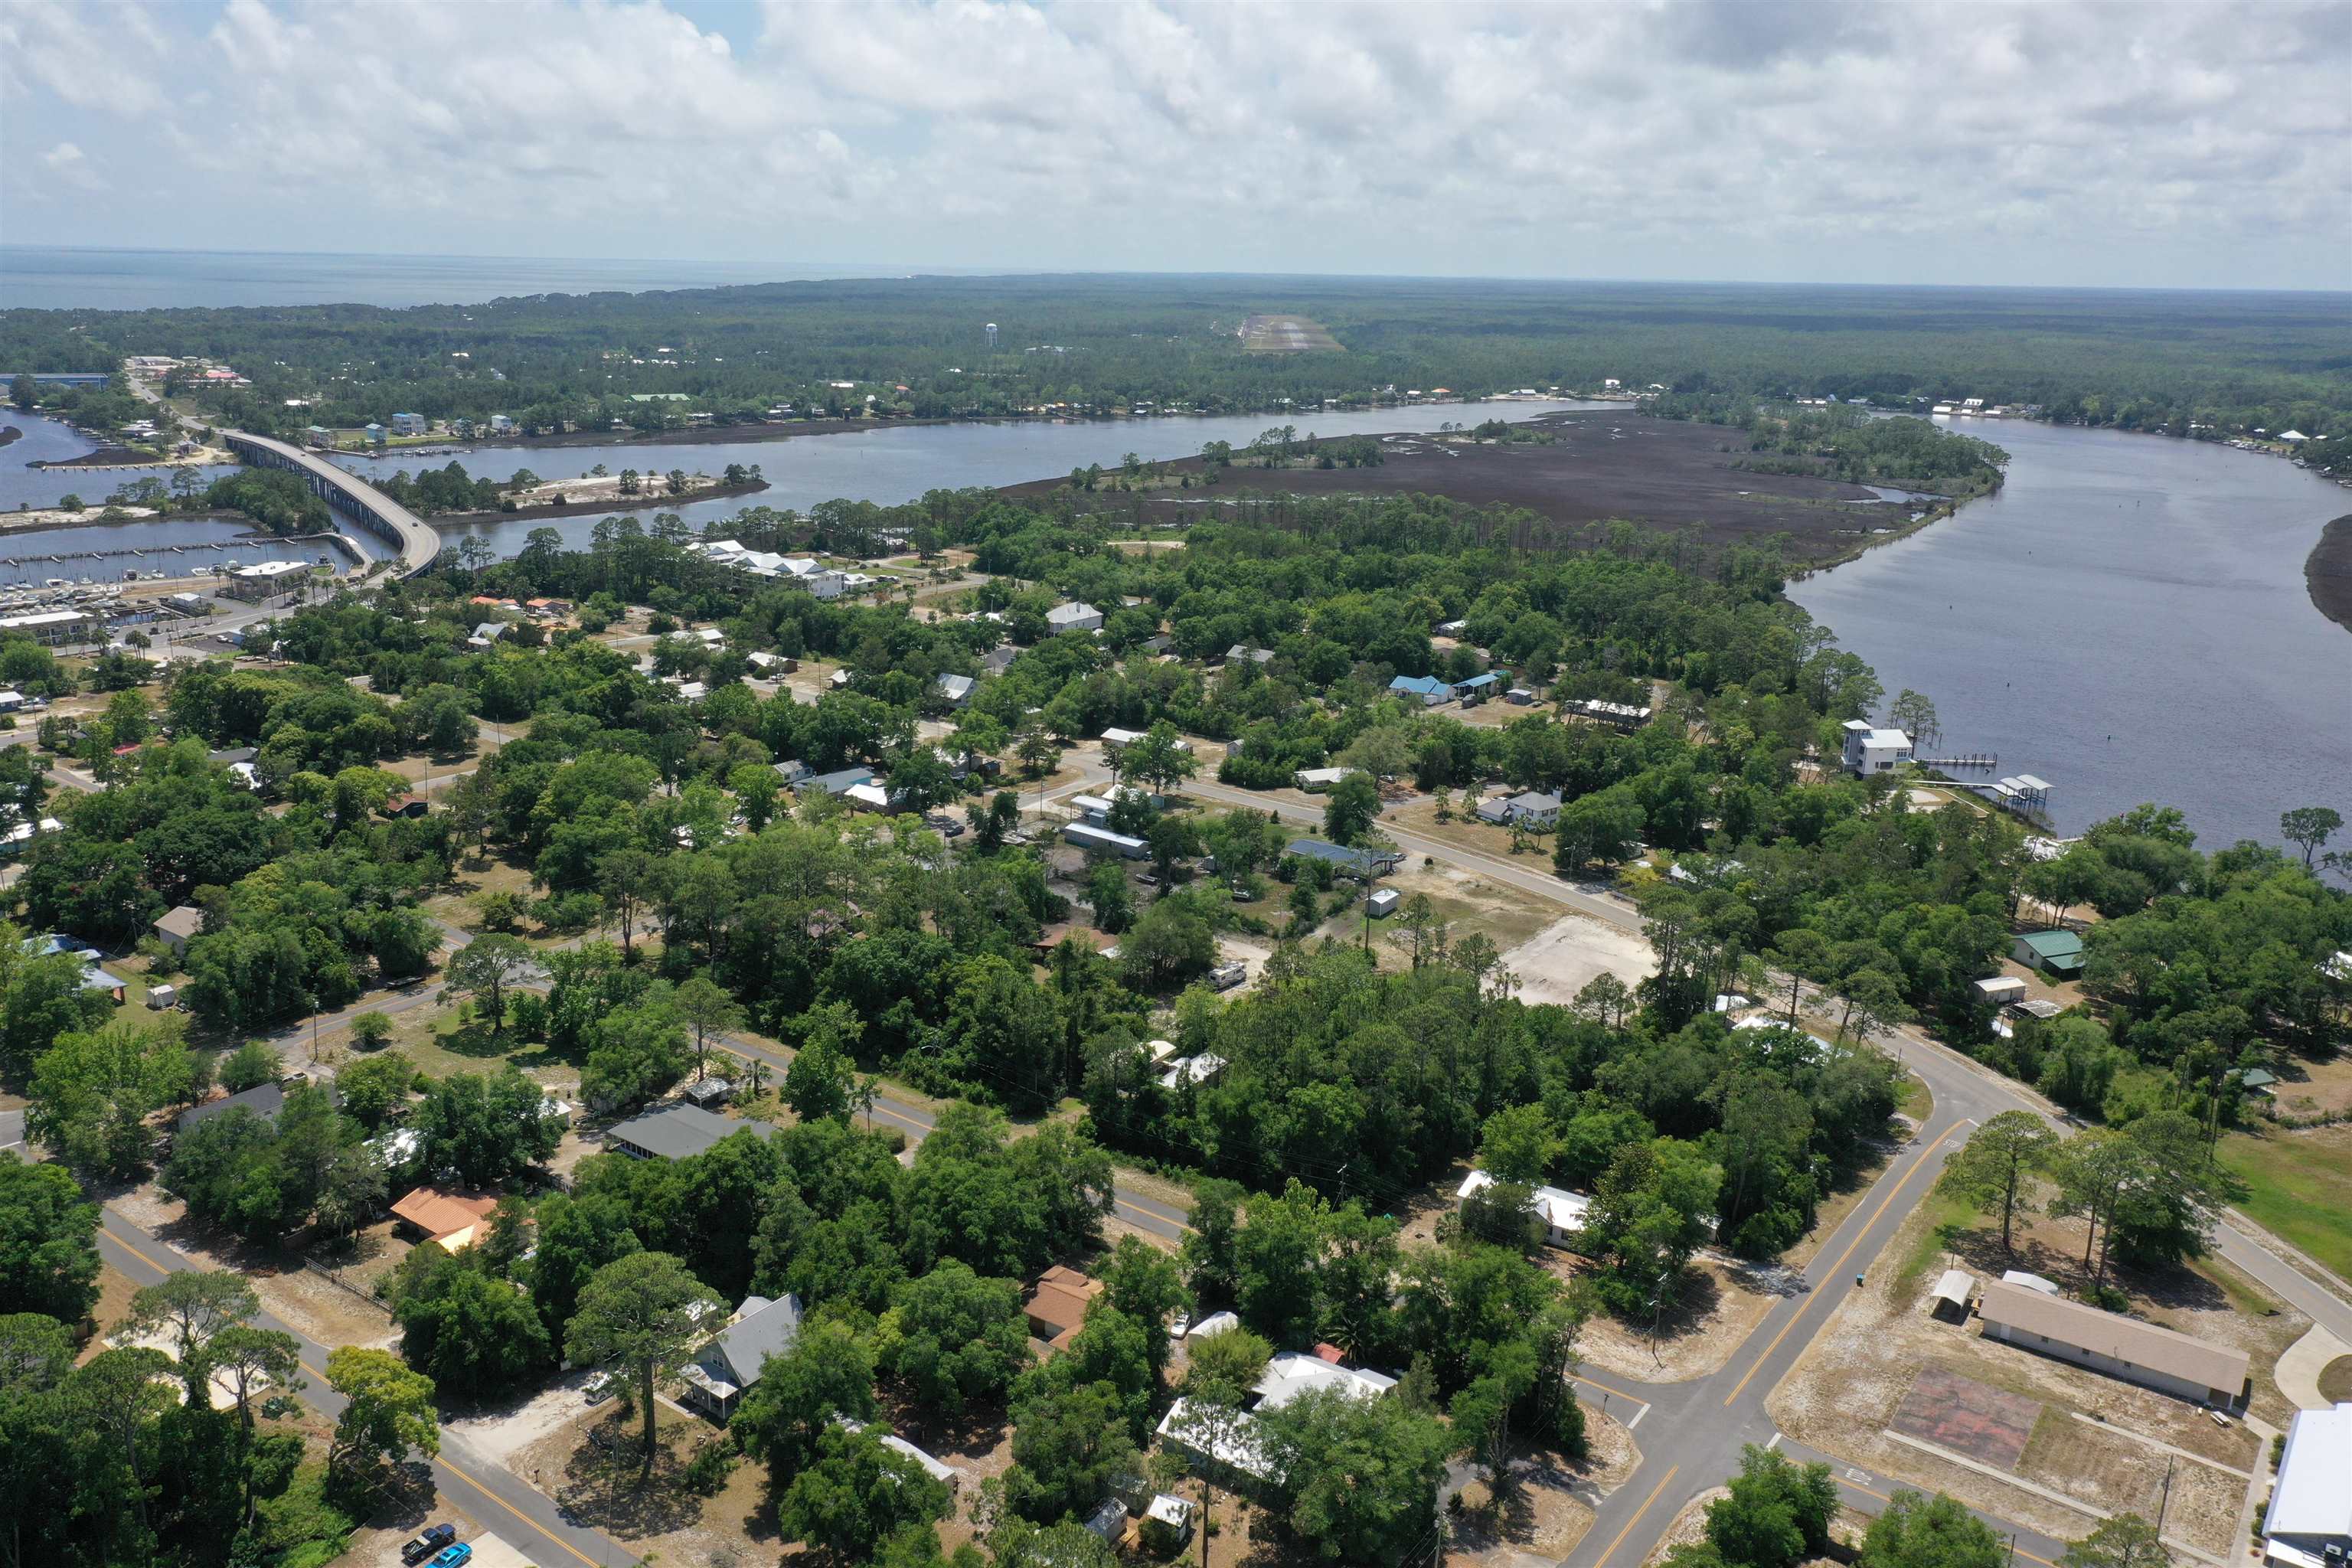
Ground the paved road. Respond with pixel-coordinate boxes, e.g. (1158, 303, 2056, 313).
(97, 1207, 627, 1568)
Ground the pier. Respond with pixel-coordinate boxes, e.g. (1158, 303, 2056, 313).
(1916, 753, 1997, 769)
(221, 431, 442, 579)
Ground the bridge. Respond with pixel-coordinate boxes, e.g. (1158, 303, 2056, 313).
(221, 430, 443, 579)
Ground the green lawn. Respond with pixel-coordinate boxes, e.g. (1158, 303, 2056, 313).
(2223, 1125, 2352, 1287)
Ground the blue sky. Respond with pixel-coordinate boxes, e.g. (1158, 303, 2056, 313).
(4, 0, 2347, 291)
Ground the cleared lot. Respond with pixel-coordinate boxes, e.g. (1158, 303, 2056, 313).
(1503, 912, 1658, 1005)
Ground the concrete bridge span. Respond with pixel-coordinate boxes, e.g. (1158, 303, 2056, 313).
(222, 431, 442, 579)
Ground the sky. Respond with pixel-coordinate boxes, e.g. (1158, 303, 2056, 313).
(4, 0, 2348, 292)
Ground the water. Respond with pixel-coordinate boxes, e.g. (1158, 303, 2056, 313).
(1789, 419, 2351, 850)
(0, 517, 374, 588)
(0, 247, 1001, 311)
(325, 400, 1614, 558)
(0, 410, 243, 510)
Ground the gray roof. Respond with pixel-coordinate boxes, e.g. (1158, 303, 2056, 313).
(1286, 838, 1400, 874)
(794, 766, 875, 795)
(699, 1293, 804, 1387)
(178, 1082, 285, 1134)
(1510, 791, 1563, 812)
(155, 905, 205, 942)
(607, 1102, 776, 1161)
(936, 674, 975, 700)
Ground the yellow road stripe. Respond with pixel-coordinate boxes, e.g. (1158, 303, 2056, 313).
(1723, 1122, 1962, 1406)
(1570, 1371, 1655, 1408)
(1592, 1465, 1679, 1568)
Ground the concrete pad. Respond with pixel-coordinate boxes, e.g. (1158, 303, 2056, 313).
(460, 1535, 537, 1568)
(2275, 1322, 2352, 1411)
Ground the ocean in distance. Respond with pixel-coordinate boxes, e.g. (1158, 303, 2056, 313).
(0, 247, 999, 311)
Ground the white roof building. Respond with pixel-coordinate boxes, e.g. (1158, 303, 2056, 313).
(1158, 1053, 1229, 1090)
(1046, 600, 1103, 632)
(2265, 1403, 2352, 1568)
(1454, 1169, 1591, 1246)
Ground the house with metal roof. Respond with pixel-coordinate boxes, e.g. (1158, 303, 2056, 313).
(792, 766, 877, 797)
(2011, 929, 2086, 978)
(1975, 1278, 2248, 1406)
(935, 674, 975, 707)
(606, 1102, 778, 1161)
(1046, 601, 1103, 633)
(1473, 790, 1562, 828)
(1285, 838, 1401, 877)
(178, 1083, 285, 1135)
(681, 1293, 805, 1418)
(1453, 671, 1504, 701)
(2263, 1403, 2352, 1568)
(1387, 675, 1449, 705)
(1455, 1169, 1591, 1248)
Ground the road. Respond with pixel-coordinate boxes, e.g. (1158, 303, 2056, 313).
(96, 1207, 631, 1568)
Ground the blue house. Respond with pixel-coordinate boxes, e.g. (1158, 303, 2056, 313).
(390, 412, 427, 436)
(1388, 675, 1449, 705)
(1453, 672, 1504, 701)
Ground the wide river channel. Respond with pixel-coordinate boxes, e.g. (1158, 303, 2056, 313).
(6, 403, 2344, 849)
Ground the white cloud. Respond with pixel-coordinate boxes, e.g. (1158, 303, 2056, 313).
(1, 0, 2344, 288)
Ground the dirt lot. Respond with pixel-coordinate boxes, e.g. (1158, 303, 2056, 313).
(512, 1399, 773, 1564)
(105, 1187, 401, 1351)
(1294, 861, 1560, 964)
(1573, 1252, 1786, 1383)
(1502, 913, 1659, 1008)
(1004, 413, 1938, 565)
(1770, 1196, 2287, 1563)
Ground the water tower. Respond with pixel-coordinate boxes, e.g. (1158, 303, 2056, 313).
(985, 322, 998, 350)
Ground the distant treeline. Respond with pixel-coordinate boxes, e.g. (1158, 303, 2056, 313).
(5, 275, 2344, 447)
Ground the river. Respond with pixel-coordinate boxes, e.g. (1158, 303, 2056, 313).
(1789, 417, 2350, 850)
(315, 400, 1615, 558)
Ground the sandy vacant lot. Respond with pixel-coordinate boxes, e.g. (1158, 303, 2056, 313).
(1504, 913, 1658, 1007)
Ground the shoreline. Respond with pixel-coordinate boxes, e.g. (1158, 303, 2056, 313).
(426, 478, 769, 527)
(2305, 514, 2352, 634)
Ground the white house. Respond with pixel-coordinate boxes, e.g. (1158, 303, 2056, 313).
(1455, 1169, 1591, 1248)
(681, 1294, 805, 1419)
(936, 674, 975, 707)
(1155, 1351, 1395, 1486)
(1158, 1053, 1229, 1090)
(1293, 766, 1355, 792)
(1047, 601, 1104, 633)
(1840, 720, 1913, 776)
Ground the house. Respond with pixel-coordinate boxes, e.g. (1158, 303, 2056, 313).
(606, 1102, 777, 1161)
(178, 1082, 285, 1136)
(302, 425, 333, 449)
(1292, 766, 1355, 793)
(1929, 1270, 1975, 1321)
(1223, 644, 1276, 665)
(841, 781, 893, 812)
(468, 622, 508, 649)
(382, 794, 428, 819)
(1475, 791, 1562, 829)
(1436, 619, 1468, 637)
(1975, 1278, 2249, 1406)
(1840, 720, 1913, 776)
(1065, 822, 1149, 860)
(681, 1293, 804, 1419)
(1455, 1170, 1591, 1248)
(390, 413, 426, 436)
(389, 1187, 501, 1252)
(1046, 601, 1104, 634)
(1158, 1054, 1229, 1091)
(935, 674, 975, 707)
(1285, 838, 1402, 878)
(982, 645, 1018, 676)
(1366, 887, 1401, 918)
(153, 905, 205, 958)
(1387, 674, 1449, 705)
(794, 766, 876, 797)
(745, 651, 792, 675)
(2011, 929, 2086, 978)
(2262, 1403, 2352, 1568)
(1971, 975, 2027, 1007)
(364, 423, 387, 446)
(1155, 1351, 1396, 1487)
(1023, 1265, 1103, 1350)
(1453, 671, 1503, 703)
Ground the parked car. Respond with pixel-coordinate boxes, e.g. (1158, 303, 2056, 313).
(400, 1526, 456, 1566)
(429, 1546, 472, 1568)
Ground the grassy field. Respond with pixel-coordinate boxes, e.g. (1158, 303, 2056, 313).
(2223, 1124, 2352, 1286)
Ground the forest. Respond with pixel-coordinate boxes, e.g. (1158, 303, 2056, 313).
(0, 482, 2344, 1568)
(5, 274, 2344, 449)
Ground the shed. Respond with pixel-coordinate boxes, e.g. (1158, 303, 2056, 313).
(1187, 1311, 1240, 1342)
(680, 1077, 734, 1109)
(1144, 1494, 1197, 1553)
(1366, 887, 1401, 918)
(1929, 1269, 1975, 1321)
(1971, 975, 2028, 1006)
(2011, 929, 2086, 978)
(1064, 822, 1148, 860)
